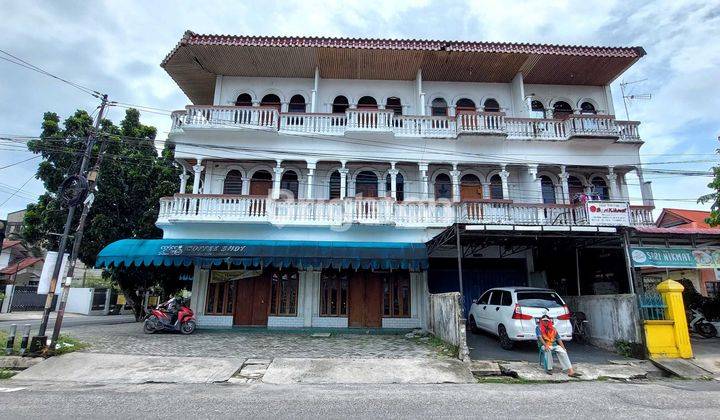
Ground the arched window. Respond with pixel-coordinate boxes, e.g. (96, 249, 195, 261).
(568, 176, 584, 202)
(249, 170, 273, 196)
(455, 98, 476, 113)
(235, 93, 253, 107)
(332, 96, 349, 114)
(540, 176, 556, 204)
(483, 98, 500, 113)
(489, 174, 503, 199)
(591, 176, 609, 200)
(223, 170, 243, 195)
(460, 174, 482, 200)
(434, 173, 452, 200)
(261, 94, 282, 111)
(385, 97, 402, 115)
(288, 95, 306, 113)
(357, 96, 378, 109)
(280, 170, 299, 199)
(431, 98, 448, 116)
(385, 172, 404, 201)
(328, 171, 341, 199)
(355, 171, 378, 197)
(530, 100, 545, 119)
(580, 102, 596, 114)
(552, 101, 573, 119)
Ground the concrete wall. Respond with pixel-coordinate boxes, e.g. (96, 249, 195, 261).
(565, 294, 643, 350)
(427, 292, 469, 362)
(64, 288, 94, 315)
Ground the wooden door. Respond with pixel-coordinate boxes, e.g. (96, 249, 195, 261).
(251, 276, 270, 326)
(233, 276, 270, 326)
(348, 271, 383, 328)
(250, 180, 272, 197)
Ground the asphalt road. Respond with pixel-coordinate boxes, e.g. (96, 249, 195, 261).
(1, 380, 719, 419)
(0, 314, 135, 331)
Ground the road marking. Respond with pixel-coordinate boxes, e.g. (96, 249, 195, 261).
(0, 387, 26, 393)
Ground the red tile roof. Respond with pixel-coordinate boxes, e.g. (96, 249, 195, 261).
(0, 257, 43, 275)
(634, 226, 720, 236)
(657, 208, 714, 229)
(2, 240, 21, 250)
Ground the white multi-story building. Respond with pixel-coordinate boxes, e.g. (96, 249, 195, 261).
(98, 32, 655, 330)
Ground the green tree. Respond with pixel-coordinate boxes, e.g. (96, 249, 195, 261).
(23, 108, 184, 318)
(698, 147, 720, 226)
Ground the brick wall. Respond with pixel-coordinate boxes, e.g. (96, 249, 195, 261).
(312, 316, 348, 328)
(197, 315, 233, 327)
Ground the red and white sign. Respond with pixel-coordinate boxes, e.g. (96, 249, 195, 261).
(586, 201, 630, 226)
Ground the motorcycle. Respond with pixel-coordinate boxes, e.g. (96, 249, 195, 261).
(143, 297, 196, 335)
(688, 307, 718, 338)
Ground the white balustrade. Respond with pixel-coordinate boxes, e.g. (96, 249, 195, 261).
(158, 194, 653, 228)
(170, 106, 640, 141)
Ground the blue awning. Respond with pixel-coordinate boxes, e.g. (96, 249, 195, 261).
(96, 239, 428, 270)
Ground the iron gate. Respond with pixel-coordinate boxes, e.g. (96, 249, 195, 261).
(91, 288, 108, 311)
(9, 286, 55, 312)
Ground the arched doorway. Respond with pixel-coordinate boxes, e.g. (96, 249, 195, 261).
(355, 171, 378, 198)
(434, 173, 452, 200)
(280, 170, 299, 199)
(431, 98, 448, 116)
(260, 94, 282, 112)
(541, 176, 556, 204)
(553, 101, 573, 119)
(460, 174, 482, 201)
(288, 95, 306, 113)
(591, 176, 609, 200)
(489, 174, 503, 199)
(332, 96, 349, 114)
(223, 170, 243, 195)
(568, 176, 585, 203)
(483, 98, 500, 113)
(530, 100, 545, 119)
(235, 93, 253, 107)
(455, 98, 476, 113)
(328, 170, 341, 199)
(250, 170, 273, 196)
(357, 96, 378, 109)
(385, 97, 402, 115)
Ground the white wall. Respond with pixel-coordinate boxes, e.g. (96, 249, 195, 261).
(217, 76, 314, 108)
(524, 84, 610, 115)
(64, 288, 94, 315)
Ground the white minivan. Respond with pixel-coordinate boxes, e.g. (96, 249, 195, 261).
(468, 287, 573, 349)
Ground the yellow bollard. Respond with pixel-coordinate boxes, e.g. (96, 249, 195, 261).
(657, 279, 693, 358)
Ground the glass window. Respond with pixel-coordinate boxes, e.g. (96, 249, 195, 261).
(434, 173, 452, 200)
(478, 291, 491, 305)
(320, 269, 349, 316)
(500, 291, 513, 306)
(530, 100, 545, 119)
(223, 170, 243, 195)
(269, 269, 299, 316)
(516, 291, 564, 308)
(383, 271, 411, 317)
(205, 274, 236, 315)
(489, 291, 503, 305)
(591, 176, 609, 200)
(541, 176, 556, 204)
(489, 174, 503, 199)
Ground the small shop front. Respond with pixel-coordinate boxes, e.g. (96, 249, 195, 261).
(96, 239, 429, 330)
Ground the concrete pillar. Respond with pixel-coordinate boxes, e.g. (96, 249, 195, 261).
(510, 72, 526, 117)
(607, 166, 618, 200)
(416, 69, 425, 116)
(192, 160, 204, 194)
(388, 162, 399, 199)
(481, 182, 491, 199)
(179, 171, 189, 194)
(306, 162, 316, 199)
(213, 75, 223, 106)
(559, 166, 570, 204)
(339, 163, 349, 199)
(527, 164, 542, 203)
(418, 162, 429, 200)
(450, 165, 461, 203)
(311, 67, 320, 113)
(636, 168, 654, 207)
(272, 161, 283, 200)
(499, 165, 510, 200)
(604, 84, 615, 115)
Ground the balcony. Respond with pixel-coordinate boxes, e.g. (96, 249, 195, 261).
(170, 106, 641, 142)
(158, 195, 655, 228)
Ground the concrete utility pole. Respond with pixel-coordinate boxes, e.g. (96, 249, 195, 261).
(36, 94, 109, 346)
(51, 97, 113, 347)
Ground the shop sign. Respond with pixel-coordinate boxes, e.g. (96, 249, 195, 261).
(630, 247, 720, 268)
(211, 270, 263, 283)
(586, 201, 630, 226)
(159, 244, 247, 257)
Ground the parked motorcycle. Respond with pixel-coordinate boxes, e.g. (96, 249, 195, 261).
(143, 297, 196, 335)
(688, 308, 718, 338)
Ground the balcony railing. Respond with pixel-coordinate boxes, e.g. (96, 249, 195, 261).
(158, 195, 655, 228)
(170, 106, 641, 142)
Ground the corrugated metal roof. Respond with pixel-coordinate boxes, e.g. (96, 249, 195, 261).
(162, 31, 646, 104)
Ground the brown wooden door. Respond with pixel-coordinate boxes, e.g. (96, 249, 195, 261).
(250, 180, 272, 197)
(348, 271, 383, 328)
(233, 276, 270, 326)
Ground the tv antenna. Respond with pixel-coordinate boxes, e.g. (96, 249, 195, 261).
(620, 79, 651, 120)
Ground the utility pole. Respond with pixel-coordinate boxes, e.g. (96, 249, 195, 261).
(51, 100, 113, 347)
(36, 94, 109, 346)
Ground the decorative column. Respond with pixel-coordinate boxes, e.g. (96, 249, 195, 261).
(306, 162, 316, 199)
(339, 162, 349, 199)
(388, 162, 399, 200)
(192, 160, 204, 194)
(450, 164, 461, 203)
(311, 67, 319, 113)
(606, 166, 617, 200)
(636, 168, 654, 207)
(179, 171, 189, 194)
(499, 165, 510, 200)
(418, 162, 429, 200)
(527, 164, 541, 203)
(272, 161, 283, 199)
(481, 182, 491, 199)
(559, 166, 570, 204)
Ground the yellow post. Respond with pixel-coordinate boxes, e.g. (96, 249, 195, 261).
(657, 279, 693, 358)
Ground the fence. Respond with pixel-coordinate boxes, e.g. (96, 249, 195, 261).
(638, 292, 667, 320)
(8, 285, 55, 312)
(427, 292, 470, 362)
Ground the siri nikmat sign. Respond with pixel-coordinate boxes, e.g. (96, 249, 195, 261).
(630, 247, 720, 269)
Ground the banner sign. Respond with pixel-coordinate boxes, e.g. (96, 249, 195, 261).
(586, 201, 630, 226)
(630, 247, 720, 269)
(159, 244, 247, 257)
(211, 270, 264, 283)
(37, 251, 69, 294)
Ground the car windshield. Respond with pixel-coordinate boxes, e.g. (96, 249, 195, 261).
(516, 291, 564, 308)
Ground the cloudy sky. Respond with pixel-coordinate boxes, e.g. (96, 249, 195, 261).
(1, 0, 718, 219)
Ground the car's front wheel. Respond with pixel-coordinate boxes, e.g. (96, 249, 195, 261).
(468, 316, 479, 334)
(498, 324, 513, 350)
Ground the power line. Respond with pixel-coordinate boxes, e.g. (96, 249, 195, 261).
(0, 174, 36, 207)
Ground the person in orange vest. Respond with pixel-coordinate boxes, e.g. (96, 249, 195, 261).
(537, 314, 582, 377)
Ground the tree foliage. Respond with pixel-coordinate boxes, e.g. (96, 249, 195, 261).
(698, 142, 720, 226)
(23, 108, 184, 318)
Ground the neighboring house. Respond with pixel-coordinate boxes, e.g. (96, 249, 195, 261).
(4, 209, 25, 239)
(0, 240, 43, 286)
(653, 208, 719, 297)
(96, 32, 657, 330)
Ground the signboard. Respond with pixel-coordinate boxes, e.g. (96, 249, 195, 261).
(37, 251, 69, 294)
(630, 247, 720, 269)
(586, 201, 630, 226)
(211, 270, 263, 283)
(159, 244, 247, 257)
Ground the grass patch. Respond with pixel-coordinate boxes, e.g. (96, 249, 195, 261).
(410, 334, 459, 358)
(0, 330, 22, 354)
(0, 369, 17, 380)
(0, 330, 88, 357)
